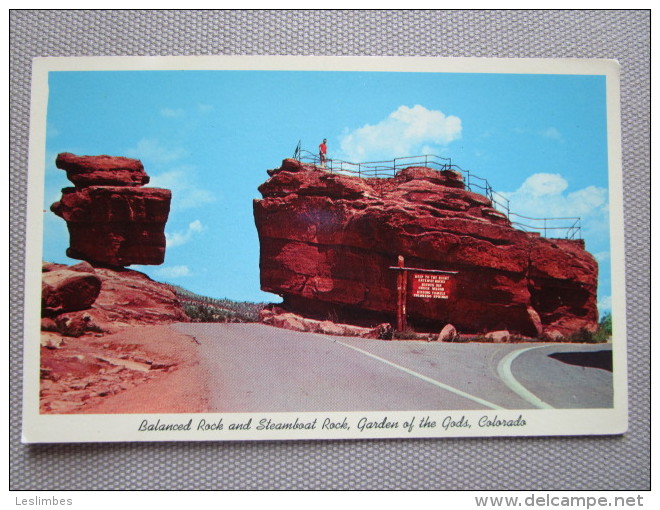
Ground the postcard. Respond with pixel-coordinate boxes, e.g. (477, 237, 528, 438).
(22, 56, 626, 442)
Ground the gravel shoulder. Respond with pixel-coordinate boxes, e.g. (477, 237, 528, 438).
(40, 323, 210, 414)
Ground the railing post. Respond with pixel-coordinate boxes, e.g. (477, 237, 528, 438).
(395, 255, 407, 332)
(578, 218, 582, 240)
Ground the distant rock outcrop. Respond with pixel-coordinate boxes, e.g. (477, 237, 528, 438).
(51, 153, 171, 267)
(254, 159, 599, 338)
(259, 307, 386, 338)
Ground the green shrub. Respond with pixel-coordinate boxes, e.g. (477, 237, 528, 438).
(173, 285, 267, 323)
(591, 313, 612, 343)
(567, 327, 595, 343)
(566, 314, 612, 343)
(392, 328, 417, 340)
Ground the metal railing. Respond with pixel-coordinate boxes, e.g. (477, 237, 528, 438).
(509, 213, 582, 240)
(451, 164, 511, 218)
(297, 149, 453, 178)
(292, 146, 581, 240)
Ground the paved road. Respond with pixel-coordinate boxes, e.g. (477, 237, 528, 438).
(174, 323, 613, 413)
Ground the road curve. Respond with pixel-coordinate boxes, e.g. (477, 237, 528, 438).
(173, 323, 613, 413)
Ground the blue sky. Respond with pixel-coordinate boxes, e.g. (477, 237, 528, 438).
(43, 69, 612, 315)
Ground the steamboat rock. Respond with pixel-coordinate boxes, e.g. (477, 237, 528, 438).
(254, 159, 598, 337)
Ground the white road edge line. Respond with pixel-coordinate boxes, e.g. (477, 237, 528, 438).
(497, 345, 555, 409)
(333, 339, 503, 410)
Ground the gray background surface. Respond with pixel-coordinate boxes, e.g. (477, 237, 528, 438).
(10, 10, 650, 490)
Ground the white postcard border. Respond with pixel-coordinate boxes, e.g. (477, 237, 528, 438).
(22, 56, 627, 443)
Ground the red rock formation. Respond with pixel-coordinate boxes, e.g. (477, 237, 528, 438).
(42, 261, 189, 337)
(51, 153, 170, 267)
(56, 152, 150, 188)
(254, 159, 599, 338)
(42, 267, 102, 317)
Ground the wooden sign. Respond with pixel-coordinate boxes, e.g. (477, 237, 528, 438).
(411, 273, 451, 299)
(389, 255, 458, 331)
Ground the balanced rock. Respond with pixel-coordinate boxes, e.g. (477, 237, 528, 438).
(51, 153, 171, 267)
(254, 159, 599, 338)
(56, 152, 150, 188)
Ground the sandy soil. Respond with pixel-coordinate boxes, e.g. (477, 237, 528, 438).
(40, 324, 211, 414)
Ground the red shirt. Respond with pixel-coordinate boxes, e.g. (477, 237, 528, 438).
(319, 143, 327, 155)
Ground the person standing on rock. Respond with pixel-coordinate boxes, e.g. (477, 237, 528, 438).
(319, 138, 328, 168)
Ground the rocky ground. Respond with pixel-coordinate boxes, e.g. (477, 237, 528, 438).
(40, 324, 209, 414)
(39, 260, 210, 414)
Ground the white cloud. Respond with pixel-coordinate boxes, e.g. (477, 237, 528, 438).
(166, 220, 204, 248)
(566, 186, 609, 216)
(500, 173, 611, 315)
(500, 173, 609, 241)
(160, 107, 185, 118)
(197, 103, 214, 113)
(541, 127, 563, 142)
(125, 140, 213, 211)
(153, 265, 191, 279)
(517, 173, 568, 197)
(148, 167, 215, 211)
(502, 173, 607, 219)
(126, 138, 187, 164)
(338, 105, 462, 162)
